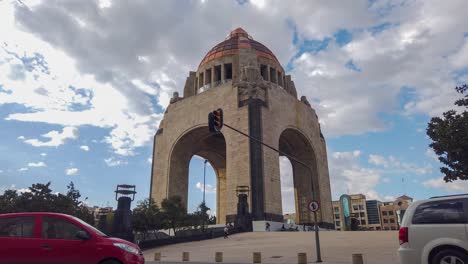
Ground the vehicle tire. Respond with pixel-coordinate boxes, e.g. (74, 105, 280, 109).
(99, 260, 121, 264)
(431, 248, 468, 264)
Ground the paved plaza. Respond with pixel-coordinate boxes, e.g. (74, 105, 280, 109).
(144, 231, 400, 264)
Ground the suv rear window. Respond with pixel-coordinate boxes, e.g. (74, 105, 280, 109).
(412, 199, 466, 224)
(0, 217, 36, 238)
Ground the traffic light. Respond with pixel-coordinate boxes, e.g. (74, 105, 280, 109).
(208, 108, 223, 133)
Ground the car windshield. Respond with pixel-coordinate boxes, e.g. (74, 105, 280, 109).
(71, 216, 108, 237)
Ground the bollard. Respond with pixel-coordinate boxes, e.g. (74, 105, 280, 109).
(352, 253, 364, 264)
(297, 253, 307, 264)
(215, 252, 223, 262)
(182, 252, 190, 262)
(154, 252, 161, 261)
(253, 252, 261, 263)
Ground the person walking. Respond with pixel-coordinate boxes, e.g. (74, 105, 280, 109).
(224, 224, 229, 239)
(265, 222, 270, 232)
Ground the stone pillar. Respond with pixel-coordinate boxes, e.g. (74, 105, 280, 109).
(211, 66, 215, 86)
(221, 64, 225, 82)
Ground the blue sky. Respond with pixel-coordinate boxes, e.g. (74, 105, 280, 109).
(0, 0, 467, 215)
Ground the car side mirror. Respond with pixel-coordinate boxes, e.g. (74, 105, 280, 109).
(75, 230, 90, 240)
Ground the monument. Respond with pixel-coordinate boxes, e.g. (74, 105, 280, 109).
(150, 28, 333, 229)
(112, 184, 136, 241)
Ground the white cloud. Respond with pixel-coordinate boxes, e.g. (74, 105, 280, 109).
(368, 154, 432, 175)
(17, 136, 25, 140)
(18, 168, 28, 172)
(195, 182, 216, 193)
(21, 127, 78, 147)
(3, 184, 31, 194)
(382, 178, 391, 183)
(425, 148, 440, 162)
(329, 150, 382, 200)
(27, 161, 46, 167)
(80, 145, 90, 151)
(0, 170, 3, 173)
(383, 195, 396, 201)
(423, 178, 468, 193)
(40, 152, 47, 157)
(147, 156, 152, 164)
(65, 168, 79, 176)
(104, 157, 128, 167)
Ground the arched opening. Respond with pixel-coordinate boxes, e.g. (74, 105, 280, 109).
(187, 156, 217, 218)
(279, 156, 296, 223)
(279, 128, 320, 224)
(168, 126, 227, 224)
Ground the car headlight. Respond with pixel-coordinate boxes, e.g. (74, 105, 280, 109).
(113, 243, 139, 255)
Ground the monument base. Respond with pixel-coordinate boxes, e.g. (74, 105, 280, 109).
(252, 220, 284, 232)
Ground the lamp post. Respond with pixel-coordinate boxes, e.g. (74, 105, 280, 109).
(203, 160, 208, 205)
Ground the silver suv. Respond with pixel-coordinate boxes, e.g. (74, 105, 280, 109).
(399, 194, 468, 264)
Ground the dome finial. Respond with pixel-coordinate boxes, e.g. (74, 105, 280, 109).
(229, 27, 250, 39)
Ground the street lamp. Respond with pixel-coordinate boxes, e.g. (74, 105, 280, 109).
(203, 159, 208, 205)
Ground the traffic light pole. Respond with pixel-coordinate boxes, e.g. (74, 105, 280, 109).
(222, 123, 322, 262)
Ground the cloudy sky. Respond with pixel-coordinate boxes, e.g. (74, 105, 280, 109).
(0, 0, 467, 214)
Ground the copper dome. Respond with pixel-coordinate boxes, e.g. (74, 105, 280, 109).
(199, 28, 282, 69)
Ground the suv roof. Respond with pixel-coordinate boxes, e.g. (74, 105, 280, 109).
(430, 193, 468, 199)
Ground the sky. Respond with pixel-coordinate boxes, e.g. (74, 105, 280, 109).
(0, 0, 468, 215)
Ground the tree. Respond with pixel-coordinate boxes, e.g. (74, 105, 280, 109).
(0, 181, 94, 225)
(132, 198, 164, 241)
(192, 202, 211, 232)
(160, 196, 186, 236)
(427, 84, 468, 182)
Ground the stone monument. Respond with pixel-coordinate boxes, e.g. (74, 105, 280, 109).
(150, 28, 333, 229)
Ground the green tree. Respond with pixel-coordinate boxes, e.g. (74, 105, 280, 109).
(161, 196, 186, 236)
(192, 202, 210, 232)
(427, 84, 468, 182)
(132, 198, 164, 241)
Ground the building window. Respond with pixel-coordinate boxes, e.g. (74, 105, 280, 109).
(390, 226, 396, 230)
(390, 218, 395, 223)
(389, 211, 394, 216)
(335, 221, 340, 227)
(361, 219, 366, 225)
(334, 214, 340, 219)
(205, 69, 212, 85)
(359, 205, 364, 210)
(384, 227, 389, 230)
(214, 65, 221, 84)
(269, 67, 276, 83)
(199, 72, 204, 88)
(360, 212, 365, 218)
(383, 211, 388, 216)
(224, 63, 232, 80)
(384, 219, 388, 223)
(260, 65, 268, 81)
(277, 71, 283, 86)
(353, 205, 359, 211)
(334, 207, 339, 212)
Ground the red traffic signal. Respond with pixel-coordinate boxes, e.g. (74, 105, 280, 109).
(208, 108, 223, 133)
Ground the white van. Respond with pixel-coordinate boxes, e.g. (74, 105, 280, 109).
(398, 194, 468, 264)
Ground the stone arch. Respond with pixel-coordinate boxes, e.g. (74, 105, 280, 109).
(167, 126, 227, 224)
(278, 127, 321, 224)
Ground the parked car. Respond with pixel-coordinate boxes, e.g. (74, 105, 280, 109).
(398, 194, 468, 264)
(0, 212, 144, 264)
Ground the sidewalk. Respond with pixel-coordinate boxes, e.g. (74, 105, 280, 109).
(144, 231, 400, 264)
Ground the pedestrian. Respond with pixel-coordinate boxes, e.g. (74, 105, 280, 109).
(303, 223, 306, 231)
(224, 224, 229, 239)
(265, 222, 270, 232)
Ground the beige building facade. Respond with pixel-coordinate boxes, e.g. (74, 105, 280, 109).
(332, 194, 413, 231)
(150, 28, 333, 226)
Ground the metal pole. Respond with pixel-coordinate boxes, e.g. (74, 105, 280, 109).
(314, 211, 322, 262)
(203, 160, 207, 204)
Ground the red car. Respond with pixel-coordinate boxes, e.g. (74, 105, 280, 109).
(0, 212, 144, 264)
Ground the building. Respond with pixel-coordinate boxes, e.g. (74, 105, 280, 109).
(366, 200, 383, 230)
(87, 206, 113, 223)
(150, 28, 333, 229)
(380, 195, 413, 230)
(333, 194, 413, 231)
(332, 194, 369, 230)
